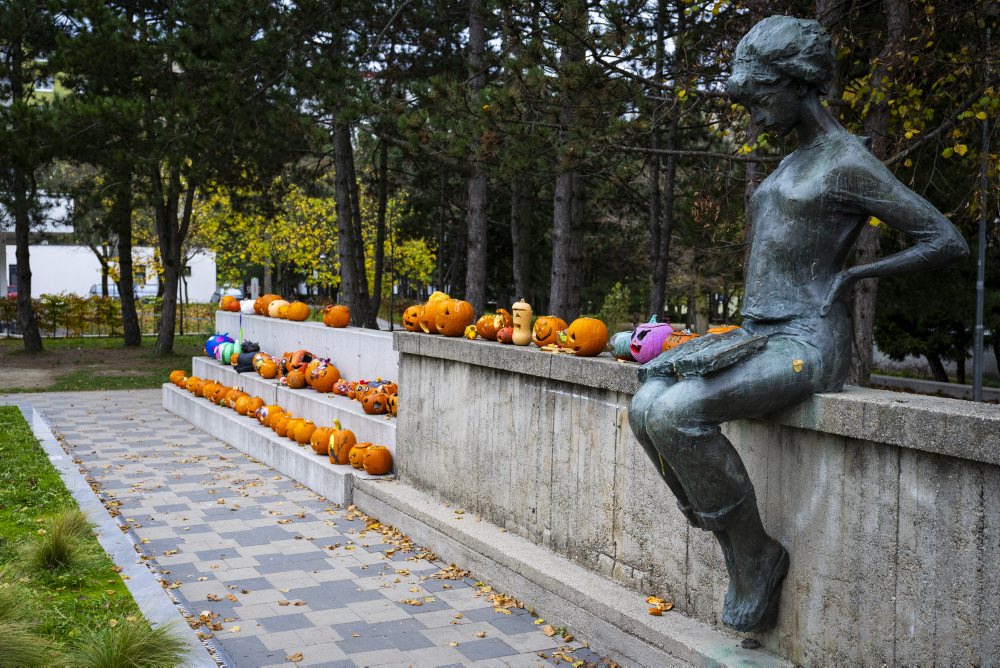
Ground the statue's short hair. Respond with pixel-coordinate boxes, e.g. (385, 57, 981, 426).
(726, 16, 835, 99)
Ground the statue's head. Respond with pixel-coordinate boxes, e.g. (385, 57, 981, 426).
(726, 16, 834, 134)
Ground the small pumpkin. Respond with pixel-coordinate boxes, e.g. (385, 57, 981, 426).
(361, 392, 388, 415)
(277, 303, 291, 319)
(257, 404, 280, 426)
(363, 446, 393, 475)
(609, 331, 636, 361)
(387, 394, 398, 416)
(309, 362, 340, 393)
(348, 442, 372, 469)
(557, 317, 609, 357)
(267, 299, 290, 318)
(263, 405, 285, 428)
(310, 427, 335, 455)
(401, 305, 422, 332)
(285, 370, 307, 389)
(169, 370, 186, 386)
(211, 384, 231, 405)
(329, 420, 356, 465)
(275, 414, 295, 437)
(219, 295, 239, 311)
(464, 324, 478, 339)
(661, 330, 701, 351)
(496, 326, 514, 344)
(245, 396, 264, 417)
(225, 389, 248, 409)
(185, 377, 203, 396)
(322, 304, 351, 328)
(257, 294, 282, 315)
(294, 420, 316, 445)
(332, 378, 350, 396)
(434, 299, 475, 337)
(287, 301, 310, 321)
(531, 316, 568, 347)
(200, 381, 219, 401)
(259, 359, 278, 379)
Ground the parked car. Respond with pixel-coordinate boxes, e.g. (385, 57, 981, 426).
(88, 283, 121, 298)
(211, 286, 244, 303)
(134, 284, 159, 300)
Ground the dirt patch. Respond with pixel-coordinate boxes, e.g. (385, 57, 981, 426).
(0, 368, 55, 390)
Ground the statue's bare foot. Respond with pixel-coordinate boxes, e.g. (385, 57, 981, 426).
(721, 538, 789, 632)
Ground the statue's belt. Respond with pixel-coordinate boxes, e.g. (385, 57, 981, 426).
(641, 328, 769, 380)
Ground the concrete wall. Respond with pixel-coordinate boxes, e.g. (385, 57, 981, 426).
(216, 312, 398, 385)
(393, 332, 1000, 665)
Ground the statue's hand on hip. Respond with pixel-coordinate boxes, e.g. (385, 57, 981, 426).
(820, 269, 857, 317)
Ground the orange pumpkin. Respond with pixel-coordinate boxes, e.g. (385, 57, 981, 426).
(322, 304, 350, 328)
(377, 381, 398, 396)
(434, 299, 474, 337)
(557, 317, 609, 357)
(199, 381, 218, 398)
(294, 420, 316, 445)
(258, 294, 281, 315)
(259, 359, 278, 379)
(310, 427, 335, 455)
(245, 396, 264, 417)
(707, 325, 739, 335)
(401, 305, 422, 332)
(361, 392, 389, 415)
(253, 352, 271, 372)
(287, 301, 310, 321)
(309, 362, 340, 393)
(274, 415, 294, 437)
(662, 330, 701, 351)
(268, 299, 290, 318)
(169, 370, 186, 386)
(332, 378, 350, 396)
(286, 370, 307, 389)
(226, 389, 248, 409)
(304, 359, 322, 385)
(186, 377, 204, 396)
(531, 316, 568, 347)
(219, 295, 239, 311)
(387, 394, 398, 416)
(417, 306, 439, 334)
(475, 308, 512, 340)
(348, 443, 372, 469)
(264, 406, 285, 428)
(229, 352, 240, 366)
(363, 446, 393, 475)
(329, 420, 356, 465)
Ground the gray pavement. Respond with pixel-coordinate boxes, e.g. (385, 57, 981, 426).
(2, 390, 604, 668)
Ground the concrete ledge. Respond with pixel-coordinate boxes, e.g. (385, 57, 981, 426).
(190, 357, 396, 455)
(354, 478, 788, 668)
(216, 312, 397, 383)
(870, 373, 1000, 402)
(394, 331, 1000, 467)
(162, 384, 390, 505)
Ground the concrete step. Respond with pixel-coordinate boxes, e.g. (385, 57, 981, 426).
(162, 383, 390, 505)
(189, 357, 396, 455)
(353, 478, 790, 668)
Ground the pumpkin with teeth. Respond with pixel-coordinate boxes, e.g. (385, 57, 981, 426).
(348, 443, 372, 469)
(401, 305, 422, 332)
(629, 317, 674, 364)
(557, 318, 609, 357)
(186, 377, 204, 396)
(322, 304, 351, 328)
(435, 299, 474, 337)
(531, 316, 568, 348)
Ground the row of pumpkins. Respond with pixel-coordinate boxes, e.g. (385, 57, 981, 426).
(167, 370, 393, 475)
(400, 292, 611, 357)
(219, 294, 352, 329)
(205, 335, 398, 417)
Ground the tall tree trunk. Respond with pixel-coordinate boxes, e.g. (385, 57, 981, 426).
(510, 177, 530, 304)
(12, 167, 42, 352)
(112, 166, 140, 347)
(926, 353, 948, 383)
(333, 122, 374, 327)
(549, 0, 587, 319)
(371, 139, 389, 320)
(152, 165, 192, 355)
(849, 0, 908, 386)
(650, 115, 678, 322)
(464, 0, 488, 313)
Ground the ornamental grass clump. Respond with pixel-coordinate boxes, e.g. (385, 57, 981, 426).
(70, 620, 188, 668)
(0, 571, 62, 665)
(22, 509, 92, 573)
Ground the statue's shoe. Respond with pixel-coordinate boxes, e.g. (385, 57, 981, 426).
(722, 542, 790, 633)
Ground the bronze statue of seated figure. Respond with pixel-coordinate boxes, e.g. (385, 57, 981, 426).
(628, 15, 968, 633)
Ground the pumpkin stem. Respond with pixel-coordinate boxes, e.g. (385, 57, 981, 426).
(333, 419, 341, 429)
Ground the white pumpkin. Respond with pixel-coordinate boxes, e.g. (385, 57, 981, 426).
(240, 299, 256, 315)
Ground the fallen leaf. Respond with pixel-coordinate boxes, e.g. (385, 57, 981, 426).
(228, 626, 241, 633)
(226, 594, 238, 603)
(400, 599, 423, 606)
(543, 625, 557, 637)
(286, 652, 303, 662)
(648, 607, 663, 616)
(278, 600, 291, 607)
(207, 594, 222, 602)
(448, 642, 458, 647)
(475, 631, 486, 638)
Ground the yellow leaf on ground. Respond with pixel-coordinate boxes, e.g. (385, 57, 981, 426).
(543, 625, 557, 637)
(286, 652, 303, 662)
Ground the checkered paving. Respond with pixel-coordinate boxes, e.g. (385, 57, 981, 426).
(2, 390, 605, 668)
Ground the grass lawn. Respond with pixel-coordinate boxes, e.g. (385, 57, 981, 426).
(0, 335, 204, 393)
(0, 406, 143, 640)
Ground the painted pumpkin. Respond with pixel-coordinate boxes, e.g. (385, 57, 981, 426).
(496, 326, 514, 344)
(630, 317, 674, 364)
(707, 325, 740, 335)
(322, 304, 351, 328)
(169, 370, 186, 386)
(287, 301, 310, 321)
(267, 299, 290, 318)
(332, 378, 350, 396)
(557, 318, 609, 357)
(609, 331, 636, 361)
(258, 359, 278, 379)
(401, 305, 422, 332)
(361, 392, 388, 415)
(294, 420, 316, 445)
(531, 316, 568, 348)
(348, 443, 372, 469)
(310, 427, 335, 455)
(363, 446, 393, 475)
(286, 370, 307, 389)
(309, 362, 340, 393)
(252, 352, 271, 372)
(661, 330, 701, 351)
(387, 394, 398, 416)
(205, 333, 233, 358)
(258, 405, 281, 426)
(329, 421, 356, 465)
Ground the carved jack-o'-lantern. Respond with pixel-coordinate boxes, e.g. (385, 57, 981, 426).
(435, 299, 475, 336)
(310, 427, 335, 455)
(361, 392, 389, 415)
(557, 317, 609, 357)
(401, 305, 422, 332)
(475, 309, 512, 340)
(329, 420, 356, 465)
(661, 330, 701, 351)
(707, 325, 740, 336)
(348, 443, 372, 469)
(511, 299, 533, 346)
(322, 304, 350, 328)
(531, 316, 568, 348)
(332, 378, 350, 396)
(630, 317, 674, 364)
(363, 446, 393, 475)
(387, 394, 398, 416)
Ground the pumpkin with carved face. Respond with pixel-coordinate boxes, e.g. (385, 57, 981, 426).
(630, 318, 674, 364)
(434, 299, 474, 337)
(531, 316, 568, 348)
(402, 305, 422, 332)
(557, 318, 609, 357)
(475, 309, 512, 340)
(361, 392, 389, 415)
(661, 329, 701, 351)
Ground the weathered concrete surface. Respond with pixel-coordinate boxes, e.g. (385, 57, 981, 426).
(215, 312, 398, 384)
(870, 373, 1000, 402)
(354, 478, 789, 668)
(394, 333, 1000, 665)
(162, 383, 390, 504)
(190, 357, 396, 454)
